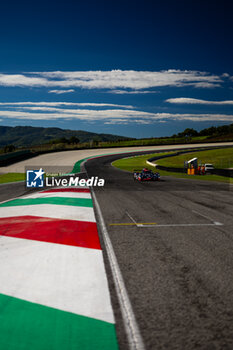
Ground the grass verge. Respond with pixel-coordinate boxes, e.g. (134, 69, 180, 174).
(0, 173, 25, 184)
(113, 152, 233, 184)
(156, 147, 233, 168)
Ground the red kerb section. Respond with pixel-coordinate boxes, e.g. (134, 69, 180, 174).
(0, 216, 101, 250)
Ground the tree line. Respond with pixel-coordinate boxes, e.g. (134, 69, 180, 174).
(174, 123, 233, 138)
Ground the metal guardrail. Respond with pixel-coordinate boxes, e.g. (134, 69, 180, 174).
(0, 150, 36, 167)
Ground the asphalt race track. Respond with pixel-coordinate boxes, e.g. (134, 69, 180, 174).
(1, 142, 233, 173)
(86, 153, 233, 350)
(0, 149, 233, 350)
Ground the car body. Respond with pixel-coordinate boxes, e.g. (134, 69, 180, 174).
(204, 163, 214, 173)
(133, 168, 160, 181)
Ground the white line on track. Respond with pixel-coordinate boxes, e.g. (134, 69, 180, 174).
(126, 211, 139, 227)
(0, 196, 21, 205)
(91, 190, 145, 350)
(192, 209, 215, 222)
(137, 222, 223, 227)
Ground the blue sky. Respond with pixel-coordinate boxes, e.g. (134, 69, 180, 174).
(0, 0, 232, 138)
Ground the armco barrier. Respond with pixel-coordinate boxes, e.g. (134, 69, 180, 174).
(155, 165, 233, 177)
(155, 165, 186, 173)
(0, 150, 37, 167)
(212, 168, 233, 177)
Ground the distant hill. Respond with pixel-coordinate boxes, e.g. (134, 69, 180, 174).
(0, 125, 131, 147)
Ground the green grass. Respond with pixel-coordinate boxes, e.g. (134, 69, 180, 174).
(113, 152, 176, 172)
(0, 172, 62, 184)
(113, 152, 232, 183)
(0, 173, 25, 184)
(156, 147, 233, 169)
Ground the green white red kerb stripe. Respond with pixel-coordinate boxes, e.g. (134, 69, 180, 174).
(0, 187, 118, 350)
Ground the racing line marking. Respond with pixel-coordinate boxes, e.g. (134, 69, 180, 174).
(125, 211, 139, 226)
(192, 209, 215, 222)
(109, 223, 157, 226)
(192, 209, 223, 226)
(109, 223, 223, 227)
(137, 222, 223, 227)
(110, 209, 223, 227)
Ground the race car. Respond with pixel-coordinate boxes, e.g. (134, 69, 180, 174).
(133, 168, 160, 181)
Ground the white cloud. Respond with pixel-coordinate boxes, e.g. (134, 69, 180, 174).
(107, 89, 159, 94)
(0, 108, 155, 120)
(149, 113, 233, 122)
(0, 101, 134, 109)
(0, 100, 232, 124)
(131, 119, 152, 124)
(48, 89, 75, 94)
(104, 119, 130, 125)
(166, 97, 233, 105)
(0, 69, 226, 90)
(191, 82, 221, 88)
(0, 104, 232, 123)
(0, 74, 49, 87)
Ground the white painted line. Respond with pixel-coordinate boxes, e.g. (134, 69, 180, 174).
(138, 223, 223, 227)
(192, 209, 215, 222)
(0, 236, 114, 324)
(92, 190, 145, 350)
(214, 222, 223, 226)
(0, 195, 23, 205)
(126, 211, 139, 227)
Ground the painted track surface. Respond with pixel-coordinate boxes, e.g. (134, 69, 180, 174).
(85, 153, 233, 350)
(1, 142, 233, 173)
(0, 187, 118, 350)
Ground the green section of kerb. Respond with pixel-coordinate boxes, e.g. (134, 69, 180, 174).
(71, 156, 95, 173)
(0, 197, 93, 208)
(0, 293, 118, 350)
(70, 150, 142, 173)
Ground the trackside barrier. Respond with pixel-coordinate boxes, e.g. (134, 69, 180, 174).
(0, 150, 35, 166)
(147, 149, 233, 178)
(146, 161, 156, 167)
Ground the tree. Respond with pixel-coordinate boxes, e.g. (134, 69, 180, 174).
(69, 136, 80, 144)
(58, 137, 68, 143)
(3, 144, 16, 153)
(199, 126, 217, 136)
(182, 128, 198, 137)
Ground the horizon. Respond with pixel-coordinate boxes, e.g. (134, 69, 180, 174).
(1, 122, 232, 141)
(0, 0, 232, 138)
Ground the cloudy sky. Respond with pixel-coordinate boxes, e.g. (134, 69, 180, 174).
(0, 0, 233, 137)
